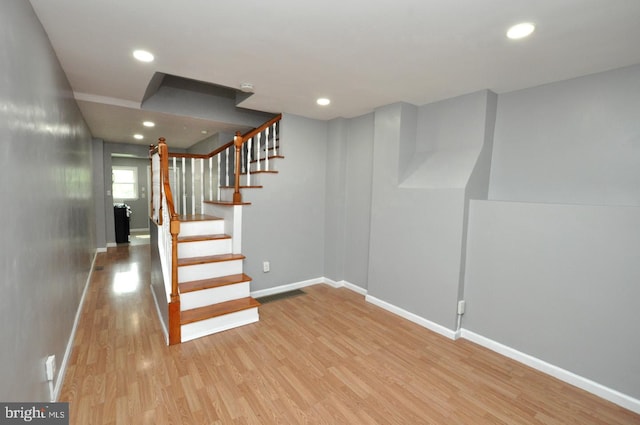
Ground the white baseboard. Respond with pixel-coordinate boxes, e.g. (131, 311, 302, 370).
(249, 279, 640, 414)
(96, 247, 107, 253)
(250, 277, 325, 298)
(460, 329, 640, 414)
(365, 295, 458, 340)
(106, 242, 117, 248)
(323, 278, 368, 295)
(54, 251, 98, 401)
(251, 277, 368, 299)
(150, 284, 169, 345)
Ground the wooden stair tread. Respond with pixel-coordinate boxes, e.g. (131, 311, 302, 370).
(180, 273, 252, 293)
(181, 297, 261, 325)
(204, 200, 252, 206)
(178, 253, 245, 267)
(220, 185, 263, 189)
(178, 233, 230, 243)
(178, 214, 222, 222)
(241, 170, 279, 175)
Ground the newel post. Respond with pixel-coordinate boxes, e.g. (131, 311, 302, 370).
(233, 131, 243, 203)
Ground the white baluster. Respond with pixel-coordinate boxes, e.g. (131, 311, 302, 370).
(247, 137, 252, 186)
(273, 122, 278, 156)
(209, 156, 213, 202)
(264, 129, 269, 171)
(217, 154, 221, 201)
(191, 157, 195, 215)
(182, 157, 186, 215)
(265, 126, 270, 169)
(225, 147, 230, 187)
(172, 157, 178, 214)
(199, 158, 204, 213)
(256, 132, 262, 172)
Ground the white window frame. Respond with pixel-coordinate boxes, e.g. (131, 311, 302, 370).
(112, 166, 139, 200)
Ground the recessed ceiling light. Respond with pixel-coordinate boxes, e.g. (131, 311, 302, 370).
(133, 49, 154, 62)
(143, 121, 155, 127)
(317, 98, 331, 106)
(507, 22, 535, 40)
(133, 134, 144, 140)
(201, 130, 208, 134)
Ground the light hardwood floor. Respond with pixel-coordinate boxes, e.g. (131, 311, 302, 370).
(60, 245, 640, 424)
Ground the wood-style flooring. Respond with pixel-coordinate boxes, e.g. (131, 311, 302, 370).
(60, 245, 640, 424)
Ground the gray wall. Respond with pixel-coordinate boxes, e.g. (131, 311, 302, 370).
(367, 93, 496, 331)
(368, 103, 464, 330)
(242, 114, 327, 290)
(0, 1, 95, 401)
(462, 65, 640, 401)
(324, 114, 375, 289)
(464, 201, 640, 399)
(489, 63, 640, 206)
(111, 156, 151, 230)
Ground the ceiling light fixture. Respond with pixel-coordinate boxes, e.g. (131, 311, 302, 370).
(201, 130, 208, 134)
(507, 22, 535, 40)
(133, 49, 154, 62)
(317, 98, 331, 106)
(133, 134, 144, 140)
(239, 83, 254, 93)
(143, 121, 155, 127)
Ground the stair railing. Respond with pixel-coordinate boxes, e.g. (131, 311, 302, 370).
(163, 114, 281, 207)
(149, 114, 281, 345)
(150, 138, 181, 345)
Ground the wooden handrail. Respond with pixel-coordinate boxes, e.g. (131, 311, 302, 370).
(166, 114, 282, 204)
(149, 114, 282, 345)
(239, 113, 282, 143)
(157, 138, 181, 345)
(231, 114, 282, 203)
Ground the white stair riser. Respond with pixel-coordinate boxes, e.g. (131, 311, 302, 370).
(240, 174, 261, 186)
(180, 282, 250, 311)
(178, 259, 243, 282)
(178, 238, 232, 258)
(250, 157, 280, 173)
(180, 220, 224, 237)
(181, 308, 259, 343)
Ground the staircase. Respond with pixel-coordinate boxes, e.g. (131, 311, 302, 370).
(150, 114, 282, 345)
(175, 213, 259, 343)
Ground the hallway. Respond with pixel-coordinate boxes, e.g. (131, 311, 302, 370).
(59, 245, 640, 424)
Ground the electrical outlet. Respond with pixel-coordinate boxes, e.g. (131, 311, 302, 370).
(263, 261, 270, 273)
(45, 355, 56, 381)
(457, 300, 466, 315)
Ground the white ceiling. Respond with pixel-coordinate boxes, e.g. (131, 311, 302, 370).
(29, 0, 640, 149)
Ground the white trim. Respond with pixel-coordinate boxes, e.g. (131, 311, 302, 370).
(322, 278, 368, 295)
(460, 329, 640, 414)
(250, 277, 325, 298)
(365, 295, 458, 340)
(54, 251, 98, 401)
(251, 279, 640, 413)
(251, 277, 368, 299)
(150, 284, 169, 345)
(96, 247, 107, 253)
(107, 242, 117, 248)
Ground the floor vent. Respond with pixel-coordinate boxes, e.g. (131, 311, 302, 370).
(255, 289, 306, 304)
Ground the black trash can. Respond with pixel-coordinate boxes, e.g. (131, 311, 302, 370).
(114, 204, 131, 243)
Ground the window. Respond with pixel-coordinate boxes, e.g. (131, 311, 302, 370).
(112, 166, 138, 200)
